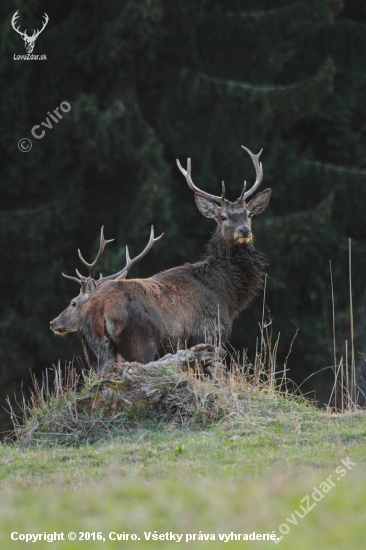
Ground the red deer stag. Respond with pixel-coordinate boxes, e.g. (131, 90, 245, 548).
(51, 146, 271, 372)
(50, 226, 163, 371)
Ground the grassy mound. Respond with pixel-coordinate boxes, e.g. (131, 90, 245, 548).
(8, 344, 310, 447)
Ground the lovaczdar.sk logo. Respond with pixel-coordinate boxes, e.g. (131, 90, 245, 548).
(11, 10, 48, 61)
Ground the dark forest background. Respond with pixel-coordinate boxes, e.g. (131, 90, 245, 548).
(1, 0, 366, 433)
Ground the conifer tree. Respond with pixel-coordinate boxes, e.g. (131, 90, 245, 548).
(0, 0, 365, 428)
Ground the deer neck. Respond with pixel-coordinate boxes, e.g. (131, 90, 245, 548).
(202, 230, 266, 316)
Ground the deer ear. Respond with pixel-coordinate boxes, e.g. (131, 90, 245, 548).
(82, 278, 97, 297)
(246, 189, 271, 216)
(195, 194, 221, 219)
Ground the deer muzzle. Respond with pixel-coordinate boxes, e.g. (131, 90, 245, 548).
(234, 226, 252, 244)
(50, 318, 69, 335)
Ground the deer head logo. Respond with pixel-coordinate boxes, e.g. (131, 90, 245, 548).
(11, 11, 49, 53)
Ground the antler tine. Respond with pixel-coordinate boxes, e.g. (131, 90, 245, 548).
(62, 273, 82, 286)
(240, 146, 264, 201)
(116, 225, 164, 280)
(176, 158, 225, 204)
(77, 226, 114, 278)
(75, 269, 88, 282)
(98, 226, 164, 284)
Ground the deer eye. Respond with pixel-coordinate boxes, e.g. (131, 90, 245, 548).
(220, 215, 227, 221)
(71, 301, 77, 307)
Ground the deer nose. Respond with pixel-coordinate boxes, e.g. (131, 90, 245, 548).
(238, 226, 251, 237)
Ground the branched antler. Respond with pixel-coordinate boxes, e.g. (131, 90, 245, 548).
(240, 146, 263, 201)
(77, 226, 114, 279)
(176, 158, 226, 204)
(62, 226, 163, 286)
(62, 227, 114, 285)
(99, 226, 164, 283)
(177, 145, 264, 204)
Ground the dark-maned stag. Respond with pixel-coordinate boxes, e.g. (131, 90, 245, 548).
(51, 146, 271, 372)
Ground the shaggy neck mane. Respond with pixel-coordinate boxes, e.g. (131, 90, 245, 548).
(196, 228, 266, 317)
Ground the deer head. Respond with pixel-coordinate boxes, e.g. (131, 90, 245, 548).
(177, 146, 271, 247)
(50, 226, 163, 335)
(11, 11, 49, 53)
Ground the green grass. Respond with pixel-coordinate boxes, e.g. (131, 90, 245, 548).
(1, 403, 366, 549)
(1, 471, 365, 549)
(2, 353, 365, 549)
(2, 407, 366, 487)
